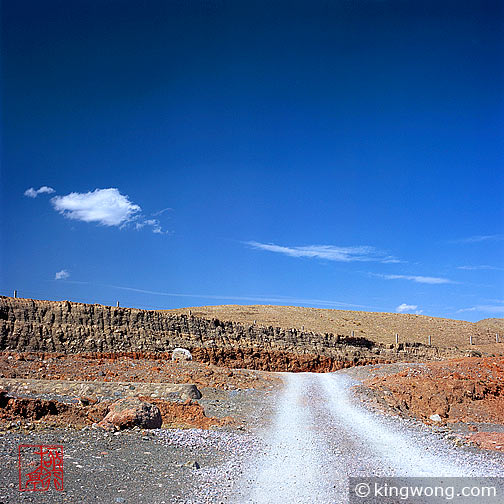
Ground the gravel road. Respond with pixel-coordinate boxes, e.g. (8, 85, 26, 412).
(233, 372, 504, 503)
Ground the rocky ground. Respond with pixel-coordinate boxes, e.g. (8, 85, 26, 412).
(0, 352, 279, 391)
(0, 354, 503, 503)
(348, 357, 504, 453)
(0, 353, 279, 503)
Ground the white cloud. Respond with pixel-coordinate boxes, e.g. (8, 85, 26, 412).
(376, 274, 455, 284)
(457, 265, 504, 271)
(134, 218, 165, 234)
(55, 269, 70, 280)
(246, 241, 399, 263)
(152, 207, 173, 217)
(80, 281, 370, 308)
(24, 186, 55, 198)
(51, 188, 141, 226)
(396, 303, 422, 314)
(453, 234, 504, 244)
(457, 305, 504, 314)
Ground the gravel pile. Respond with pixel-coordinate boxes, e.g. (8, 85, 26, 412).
(156, 429, 263, 503)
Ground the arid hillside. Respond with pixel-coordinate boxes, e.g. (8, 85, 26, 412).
(167, 304, 504, 353)
(0, 296, 490, 372)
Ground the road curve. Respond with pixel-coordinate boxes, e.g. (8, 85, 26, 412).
(233, 372, 504, 504)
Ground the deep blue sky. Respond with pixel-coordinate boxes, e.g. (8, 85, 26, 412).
(1, 0, 503, 321)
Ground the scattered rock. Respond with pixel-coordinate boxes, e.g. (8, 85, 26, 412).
(429, 414, 442, 423)
(98, 397, 162, 430)
(183, 460, 200, 469)
(172, 348, 192, 361)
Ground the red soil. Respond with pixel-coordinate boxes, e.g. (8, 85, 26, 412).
(0, 389, 230, 430)
(468, 432, 504, 452)
(366, 357, 504, 424)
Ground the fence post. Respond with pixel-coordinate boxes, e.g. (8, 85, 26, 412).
(351, 330, 355, 337)
(13, 290, 17, 298)
(428, 335, 431, 346)
(470, 335, 473, 345)
(497, 333, 500, 344)
(395, 333, 399, 345)
(116, 301, 120, 307)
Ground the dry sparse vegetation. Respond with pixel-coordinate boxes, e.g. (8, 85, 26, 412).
(167, 305, 504, 353)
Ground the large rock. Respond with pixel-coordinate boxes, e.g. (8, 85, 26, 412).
(98, 397, 162, 430)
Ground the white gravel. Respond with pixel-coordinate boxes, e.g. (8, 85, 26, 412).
(231, 372, 504, 504)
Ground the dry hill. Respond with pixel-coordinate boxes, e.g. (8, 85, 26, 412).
(167, 305, 504, 353)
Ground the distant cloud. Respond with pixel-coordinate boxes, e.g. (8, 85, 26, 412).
(396, 303, 423, 314)
(457, 265, 504, 271)
(152, 207, 173, 217)
(457, 304, 504, 314)
(452, 234, 504, 244)
(55, 269, 70, 280)
(246, 241, 400, 263)
(375, 274, 455, 285)
(24, 186, 55, 198)
(135, 218, 165, 234)
(82, 281, 370, 309)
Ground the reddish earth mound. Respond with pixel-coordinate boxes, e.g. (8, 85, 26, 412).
(0, 389, 228, 430)
(468, 432, 504, 452)
(0, 352, 279, 390)
(191, 347, 389, 373)
(366, 357, 504, 424)
(141, 397, 232, 429)
(0, 389, 107, 427)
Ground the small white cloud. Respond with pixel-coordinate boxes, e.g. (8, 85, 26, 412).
(376, 274, 455, 285)
(396, 303, 422, 314)
(24, 186, 55, 198)
(55, 269, 70, 280)
(51, 188, 141, 227)
(246, 241, 399, 263)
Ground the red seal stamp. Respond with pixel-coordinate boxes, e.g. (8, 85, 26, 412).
(18, 444, 64, 492)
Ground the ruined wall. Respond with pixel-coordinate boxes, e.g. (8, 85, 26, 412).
(0, 297, 469, 371)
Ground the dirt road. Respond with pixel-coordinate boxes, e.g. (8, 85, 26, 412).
(234, 372, 504, 503)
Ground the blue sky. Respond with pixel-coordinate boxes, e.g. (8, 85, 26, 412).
(1, 0, 503, 322)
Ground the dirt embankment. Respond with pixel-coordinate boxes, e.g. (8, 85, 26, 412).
(0, 297, 481, 372)
(0, 352, 278, 390)
(0, 388, 228, 431)
(366, 357, 504, 424)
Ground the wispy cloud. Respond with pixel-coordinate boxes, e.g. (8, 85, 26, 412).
(457, 265, 504, 271)
(64, 280, 368, 309)
(457, 304, 504, 314)
(396, 303, 423, 314)
(135, 218, 165, 234)
(55, 269, 70, 280)
(152, 207, 173, 217)
(452, 234, 504, 244)
(374, 274, 456, 284)
(24, 186, 55, 198)
(246, 241, 400, 263)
